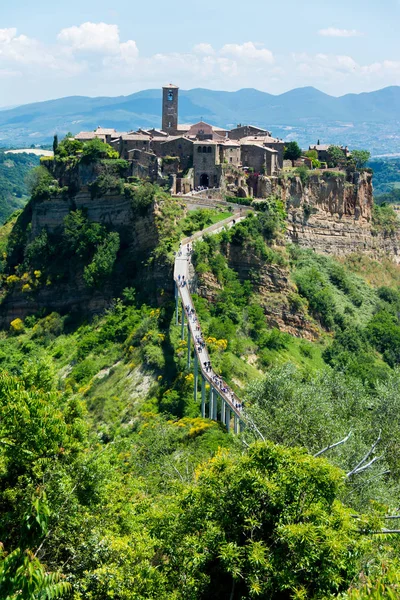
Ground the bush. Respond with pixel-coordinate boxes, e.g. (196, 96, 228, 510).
(10, 318, 24, 335)
(295, 165, 310, 185)
(294, 266, 336, 329)
(80, 138, 119, 163)
(83, 232, 120, 288)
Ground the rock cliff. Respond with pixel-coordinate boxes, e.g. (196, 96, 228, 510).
(258, 171, 400, 262)
(196, 244, 319, 340)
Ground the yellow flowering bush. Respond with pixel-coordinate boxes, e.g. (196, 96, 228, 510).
(10, 318, 24, 334)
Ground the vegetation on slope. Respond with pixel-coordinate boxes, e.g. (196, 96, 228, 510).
(0, 150, 39, 224)
(4, 141, 400, 597)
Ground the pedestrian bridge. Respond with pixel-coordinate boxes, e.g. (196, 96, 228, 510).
(173, 212, 262, 436)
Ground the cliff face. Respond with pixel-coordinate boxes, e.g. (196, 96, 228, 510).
(258, 171, 400, 263)
(196, 244, 319, 340)
(0, 188, 171, 328)
(31, 190, 157, 250)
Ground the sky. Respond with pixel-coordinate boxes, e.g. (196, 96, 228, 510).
(2, 0, 400, 106)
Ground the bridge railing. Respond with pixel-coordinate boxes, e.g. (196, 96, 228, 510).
(174, 212, 257, 431)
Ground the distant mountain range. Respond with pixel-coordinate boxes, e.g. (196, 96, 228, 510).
(2, 86, 400, 155)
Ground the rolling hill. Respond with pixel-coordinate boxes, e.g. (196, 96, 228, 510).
(2, 86, 400, 155)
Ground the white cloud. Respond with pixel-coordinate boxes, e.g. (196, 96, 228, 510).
(3, 21, 400, 104)
(0, 27, 81, 74)
(58, 22, 121, 54)
(221, 41, 274, 63)
(318, 27, 362, 38)
(193, 43, 215, 55)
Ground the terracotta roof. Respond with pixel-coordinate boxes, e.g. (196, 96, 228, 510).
(309, 144, 330, 151)
(241, 142, 278, 153)
(95, 127, 117, 135)
(118, 134, 151, 141)
(241, 135, 283, 145)
(75, 132, 106, 141)
(161, 136, 194, 145)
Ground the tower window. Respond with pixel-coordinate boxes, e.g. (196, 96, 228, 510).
(207, 147, 212, 153)
(168, 90, 174, 101)
(198, 147, 202, 153)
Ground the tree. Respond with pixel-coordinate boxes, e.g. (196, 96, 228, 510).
(160, 442, 361, 599)
(327, 145, 347, 169)
(25, 166, 55, 200)
(284, 141, 302, 166)
(351, 149, 371, 170)
(305, 150, 318, 160)
(52, 134, 58, 154)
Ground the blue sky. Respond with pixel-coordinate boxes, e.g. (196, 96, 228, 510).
(2, 0, 400, 105)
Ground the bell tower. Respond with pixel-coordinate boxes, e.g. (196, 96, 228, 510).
(162, 84, 179, 134)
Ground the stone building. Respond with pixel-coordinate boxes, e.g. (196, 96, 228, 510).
(73, 83, 294, 195)
(193, 142, 222, 188)
(159, 136, 194, 172)
(240, 135, 285, 169)
(219, 140, 241, 167)
(111, 134, 151, 160)
(241, 143, 279, 176)
(228, 125, 271, 140)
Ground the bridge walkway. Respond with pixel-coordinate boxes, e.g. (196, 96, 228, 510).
(173, 212, 262, 435)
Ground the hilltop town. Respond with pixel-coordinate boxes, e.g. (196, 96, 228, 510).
(74, 84, 287, 196)
(72, 84, 360, 200)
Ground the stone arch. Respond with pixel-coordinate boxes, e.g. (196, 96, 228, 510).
(200, 173, 209, 187)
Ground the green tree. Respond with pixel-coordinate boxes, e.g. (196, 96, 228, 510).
(351, 149, 371, 170)
(284, 141, 302, 166)
(83, 231, 120, 287)
(327, 146, 347, 169)
(25, 166, 55, 200)
(160, 442, 361, 599)
(52, 134, 58, 155)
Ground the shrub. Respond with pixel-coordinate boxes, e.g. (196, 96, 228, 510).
(83, 232, 120, 288)
(10, 318, 24, 335)
(294, 267, 336, 329)
(31, 313, 64, 341)
(295, 165, 310, 185)
(80, 138, 119, 163)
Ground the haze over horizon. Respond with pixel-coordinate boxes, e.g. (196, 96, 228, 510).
(2, 0, 400, 106)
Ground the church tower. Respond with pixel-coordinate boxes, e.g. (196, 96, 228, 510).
(162, 84, 179, 133)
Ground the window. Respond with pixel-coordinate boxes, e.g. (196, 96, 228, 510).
(202, 146, 207, 153)
(168, 90, 174, 101)
(230, 157, 233, 163)
(198, 147, 202, 153)
(207, 147, 212, 153)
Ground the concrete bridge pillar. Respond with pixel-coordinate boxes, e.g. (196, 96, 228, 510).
(221, 398, 226, 425)
(201, 376, 206, 418)
(194, 352, 198, 402)
(213, 390, 218, 421)
(226, 405, 231, 433)
(175, 283, 179, 326)
(181, 305, 185, 340)
(209, 385, 214, 420)
(234, 414, 240, 435)
(187, 325, 191, 369)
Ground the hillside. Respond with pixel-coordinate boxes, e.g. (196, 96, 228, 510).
(0, 150, 40, 224)
(3, 86, 400, 154)
(3, 140, 400, 597)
